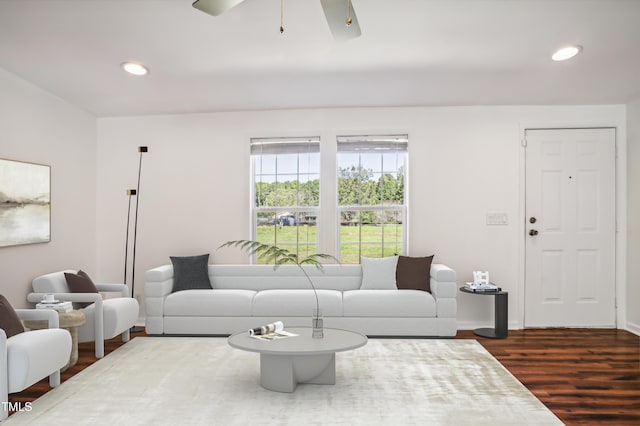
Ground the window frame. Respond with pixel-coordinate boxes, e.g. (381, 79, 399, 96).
(250, 136, 321, 262)
(336, 134, 409, 263)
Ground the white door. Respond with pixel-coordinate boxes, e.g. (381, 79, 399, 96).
(525, 128, 616, 327)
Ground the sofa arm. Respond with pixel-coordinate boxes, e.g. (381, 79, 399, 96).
(96, 283, 130, 298)
(144, 265, 174, 334)
(430, 263, 457, 319)
(15, 309, 60, 328)
(27, 292, 103, 305)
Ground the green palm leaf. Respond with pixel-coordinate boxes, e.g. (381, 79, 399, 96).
(219, 240, 338, 268)
(218, 240, 340, 314)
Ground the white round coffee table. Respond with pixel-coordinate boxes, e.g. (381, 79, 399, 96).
(228, 327, 367, 393)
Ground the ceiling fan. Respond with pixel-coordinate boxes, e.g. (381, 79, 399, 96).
(192, 0, 361, 41)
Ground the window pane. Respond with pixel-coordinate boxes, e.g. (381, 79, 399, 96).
(299, 153, 320, 174)
(339, 243, 360, 264)
(360, 153, 381, 173)
(360, 244, 383, 258)
(256, 220, 276, 246)
(337, 153, 359, 170)
(255, 182, 268, 207)
(257, 155, 276, 175)
(338, 168, 365, 206)
(360, 211, 378, 229)
(276, 154, 298, 174)
(340, 210, 359, 228)
(299, 175, 319, 207)
(382, 152, 399, 172)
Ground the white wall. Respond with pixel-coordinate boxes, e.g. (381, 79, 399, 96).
(96, 105, 626, 328)
(0, 65, 631, 330)
(0, 68, 97, 308)
(626, 98, 640, 335)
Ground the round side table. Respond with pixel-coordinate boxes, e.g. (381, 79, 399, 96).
(24, 310, 86, 371)
(460, 286, 508, 339)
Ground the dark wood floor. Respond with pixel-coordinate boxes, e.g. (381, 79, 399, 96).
(10, 328, 640, 424)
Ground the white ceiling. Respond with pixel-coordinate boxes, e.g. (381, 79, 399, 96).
(0, 0, 639, 117)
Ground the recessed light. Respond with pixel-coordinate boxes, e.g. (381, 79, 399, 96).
(552, 45, 582, 61)
(121, 62, 149, 76)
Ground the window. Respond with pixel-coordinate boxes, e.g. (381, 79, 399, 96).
(337, 135, 408, 264)
(251, 137, 320, 262)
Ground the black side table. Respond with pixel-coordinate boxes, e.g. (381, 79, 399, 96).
(460, 286, 508, 339)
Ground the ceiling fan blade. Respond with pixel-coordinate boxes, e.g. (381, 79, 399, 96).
(192, 0, 246, 17)
(320, 0, 362, 41)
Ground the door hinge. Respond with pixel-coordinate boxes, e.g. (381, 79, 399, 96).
(521, 137, 527, 147)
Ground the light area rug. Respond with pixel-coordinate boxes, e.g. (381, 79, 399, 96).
(7, 337, 561, 425)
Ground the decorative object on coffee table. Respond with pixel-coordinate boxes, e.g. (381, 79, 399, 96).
(219, 240, 339, 339)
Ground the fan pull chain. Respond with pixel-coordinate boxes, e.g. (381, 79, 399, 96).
(280, 0, 284, 33)
(346, 0, 352, 26)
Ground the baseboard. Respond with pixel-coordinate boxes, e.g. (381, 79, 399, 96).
(135, 316, 145, 328)
(625, 320, 640, 336)
(134, 318, 639, 334)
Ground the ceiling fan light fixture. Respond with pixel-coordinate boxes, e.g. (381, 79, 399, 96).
(121, 62, 149, 76)
(552, 45, 582, 61)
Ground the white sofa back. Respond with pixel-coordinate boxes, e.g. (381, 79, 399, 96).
(145, 264, 364, 291)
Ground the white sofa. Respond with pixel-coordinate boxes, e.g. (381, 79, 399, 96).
(145, 263, 457, 337)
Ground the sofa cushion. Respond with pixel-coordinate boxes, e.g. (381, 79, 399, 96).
(252, 289, 343, 317)
(164, 289, 255, 317)
(64, 270, 99, 308)
(360, 256, 398, 290)
(0, 294, 24, 338)
(396, 255, 434, 293)
(77, 297, 140, 342)
(170, 254, 212, 292)
(343, 289, 436, 317)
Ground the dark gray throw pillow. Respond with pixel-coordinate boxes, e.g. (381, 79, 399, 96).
(170, 254, 212, 293)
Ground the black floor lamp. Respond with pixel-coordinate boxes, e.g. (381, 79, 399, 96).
(130, 146, 147, 333)
(124, 189, 136, 284)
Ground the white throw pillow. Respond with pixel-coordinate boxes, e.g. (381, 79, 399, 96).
(360, 256, 399, 290)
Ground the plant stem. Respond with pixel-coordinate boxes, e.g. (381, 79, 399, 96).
(299, 265, 319, 315)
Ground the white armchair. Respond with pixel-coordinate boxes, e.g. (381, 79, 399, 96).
(1, 309, 71, 421)
(28, 270, 139, 359)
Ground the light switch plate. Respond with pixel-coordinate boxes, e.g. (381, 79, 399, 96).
(486, 212, 508, 225)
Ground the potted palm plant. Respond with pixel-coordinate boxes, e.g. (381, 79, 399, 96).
(218, 240, 339, 338)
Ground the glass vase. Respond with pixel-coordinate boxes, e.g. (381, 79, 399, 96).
(312, 308, 324, 339)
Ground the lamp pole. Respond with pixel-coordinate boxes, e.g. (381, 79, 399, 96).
(130, 146, 147, 333)
(124, 189, 136, 284)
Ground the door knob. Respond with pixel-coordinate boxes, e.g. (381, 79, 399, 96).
(529, 229, 539, 236)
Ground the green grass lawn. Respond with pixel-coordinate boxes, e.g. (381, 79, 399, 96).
(256, 224, 402, 264)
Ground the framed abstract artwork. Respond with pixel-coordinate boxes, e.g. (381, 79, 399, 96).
(0, 158, 51, 247)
